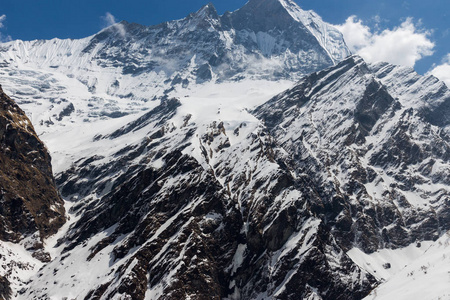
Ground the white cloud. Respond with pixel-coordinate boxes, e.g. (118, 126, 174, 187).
(335, 16, 372, 52)
(335, 16, 434, 67)
(0, 14, 6, 28)
(0, 14, 11, 42)
(428, 54, 450, 86)
(101, 12, 126, 37)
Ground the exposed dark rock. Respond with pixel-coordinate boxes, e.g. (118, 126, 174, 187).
(354, 80, 396, 135)
(195, 63, 213, 83)
(57, 102, 75, 121)
(0, 88, 65, 243)
(254, 56, 450, 256)
(105, 98, 181, 139)
(0, 276, 11, 300)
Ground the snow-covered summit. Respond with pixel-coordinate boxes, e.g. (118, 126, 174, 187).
(0, 0, 351, 150)
(235, 0, 350, 63)
(0, 0, 350, 98)
(230, 0, 349, 61)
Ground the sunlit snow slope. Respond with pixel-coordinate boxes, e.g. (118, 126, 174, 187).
(363, 231, 450, 300)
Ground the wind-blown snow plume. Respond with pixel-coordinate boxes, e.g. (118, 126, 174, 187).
(0, 14, 11, 42)
(0, 14, 6, 28)
(336, 16, 434, 67)
(102, 12, 116, 27)
(101, 12, 126, 37)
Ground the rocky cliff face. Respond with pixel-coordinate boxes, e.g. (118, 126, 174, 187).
(254, 56, 450, 254)
(0, 86, 65, 245)
(0, 86, 65, 298)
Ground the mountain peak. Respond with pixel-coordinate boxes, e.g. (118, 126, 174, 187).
(229, 0, 350, 63)
(192, 2, 219, 20)
(246, 0, 298, 7)
(242, 0, 303, 16)
(231, 0, 298, 31)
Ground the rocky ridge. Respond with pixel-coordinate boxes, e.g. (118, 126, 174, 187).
(0, 85, 65, 245)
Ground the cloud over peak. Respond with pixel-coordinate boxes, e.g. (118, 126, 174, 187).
(0, 14, 12, 42)
(428, 54, 450, 87)
(336, 16, 434, 68)
(0, 14, 6, 28)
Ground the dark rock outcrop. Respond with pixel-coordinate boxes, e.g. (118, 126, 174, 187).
(0, 276, 11, 300)
(0, 85, 65, 243)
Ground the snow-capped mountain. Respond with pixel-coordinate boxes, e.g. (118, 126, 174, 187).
(0, 0, 349, 134)
(0, 0, 449, 299)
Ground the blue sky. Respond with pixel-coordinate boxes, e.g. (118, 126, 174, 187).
(0, 0, 449, 80)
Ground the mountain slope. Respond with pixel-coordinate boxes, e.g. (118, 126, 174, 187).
(0, 1, 449, 299)
(23, 90, 376, 300)
(0, 86, 65, 298)
(362, 231, 450, 300)
(15, 55, 449, 299)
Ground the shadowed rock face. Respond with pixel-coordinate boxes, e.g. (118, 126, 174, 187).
(231, 0, 297, 31)
(0, 275, 11, 300)
(254, 56, 450, 254)
(0, 86, 65, 245)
